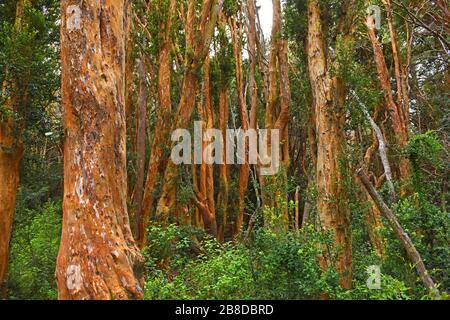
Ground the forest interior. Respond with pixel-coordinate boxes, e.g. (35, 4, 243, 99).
(0, 0, 449, 301)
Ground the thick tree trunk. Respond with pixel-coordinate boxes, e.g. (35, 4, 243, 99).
(307, 0, 352, 289)
(0, 0, 27, 295)
(56, 0, 144, 300)
(125, 0, 135, 202)
(0, 122, 23, 296)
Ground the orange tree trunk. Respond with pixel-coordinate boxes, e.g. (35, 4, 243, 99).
(139, 0, 176, 247)
(0, 0, 27, 294)
(216, 13, 231, 241)
(156, 0, 223, 218)
(0, 121, 23, 294)
(195, 56, 218, 237)
(260, 0, 290, 229)
(307, 0, 352, 289)
(56, 0, 144, 300)
(231, 15, 250, 237)
(365, 9, 411, 188)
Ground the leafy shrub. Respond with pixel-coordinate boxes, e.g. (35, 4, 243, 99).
(7, 201, 61, 300)
(350, 273, 412, 300)
(143, 223, 342, 300)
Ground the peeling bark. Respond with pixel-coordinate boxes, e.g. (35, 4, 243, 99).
(307, 0, 352, 289)
(56, 0, 144, 300)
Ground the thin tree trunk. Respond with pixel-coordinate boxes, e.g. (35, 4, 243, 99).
(139, 0, 176, 247)
(365, 8, 411, 189)
(354, 93, 396, 202)
(56, 0, 144, 299)
(156, 0, 223, 219)
(131, 58, 148, 240)
(195, 56, 217, 237)
(217, 85, 230, 241)
(231, 15, 250, 238)
(295, 186, 300, 230)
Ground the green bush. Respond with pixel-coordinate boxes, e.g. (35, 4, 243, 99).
(7, 200, 61, 300)
(143, 223, 342, 300)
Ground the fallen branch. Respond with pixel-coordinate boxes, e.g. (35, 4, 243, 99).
(356, 169, 441, 299)
(353, 92, 397, 203)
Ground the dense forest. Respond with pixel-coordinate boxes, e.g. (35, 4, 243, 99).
(0, 0, 448, 300)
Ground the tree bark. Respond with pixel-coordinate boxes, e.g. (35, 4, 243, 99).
(156, 0, 223, 218)
(139, 0, 176, 247)
(354, 93, 396, 202)
(56, 0, 144, 300)
(307, 0, 352, 289)
(0, 0, 27, 295)
(195, 56, 218, 237)
(217, 85, 230, 241)
(231, 15, 250, 238)
(131, 58, 148, 240)
(366, 9, 411, 189)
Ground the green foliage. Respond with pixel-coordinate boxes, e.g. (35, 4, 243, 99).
(406, 131, 446, 172)
(350, 273, 412, 300)
(8, 200, 61, 300)
(390, 195, 449, 292)
(144, 223, 342, 300)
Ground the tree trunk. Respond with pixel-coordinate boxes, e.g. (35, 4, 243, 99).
(139, 0, 176, 247)
(231, 15, 250, 238)
(156, 0, 223, 218)
(307, 0, 352, 289)
(195, 56, 217, 237)
(366, 9, 411, 190)
(0, 0, 27, 296)
(56, 0, 144, 300)
(217, 85, 230, 242)
(0, 122, 23, 296)
(131, 58, 148, 240)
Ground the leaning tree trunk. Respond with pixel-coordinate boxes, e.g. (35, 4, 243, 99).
(56, 0, 144, 300)
(357, 169, 441, 299)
